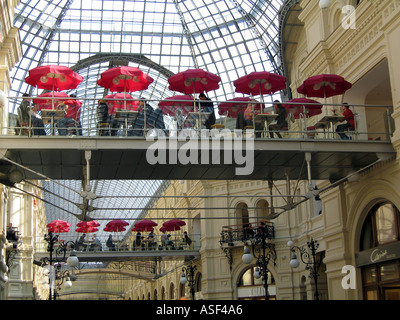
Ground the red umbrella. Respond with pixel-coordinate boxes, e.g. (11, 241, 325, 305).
(32, 91, 70, 110)
(47, 219, 71, 233)
(162, 219, 186, 231)
(97, 66, 153, 93)
(158, 95, 194, 116)
(133, 220, 158, 232)
(168, 69, 221, 95)
(218, 97, 265, 118)
(77, 220, 100, 228)
(104, 93, 139, 112)
(25, 65, 83, 91)
(297, 74, 352, 99)
(234, 71, 287, 96)
(283, 98, 322, 119)
(104, 219, 129, 232)
(76, 226, 99, 233)
(234, 71, 286, 113)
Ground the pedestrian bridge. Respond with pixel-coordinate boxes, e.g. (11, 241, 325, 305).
(0, 135, 395, 182)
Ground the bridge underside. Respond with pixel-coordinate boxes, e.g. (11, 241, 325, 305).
(0, 137, 395, 182)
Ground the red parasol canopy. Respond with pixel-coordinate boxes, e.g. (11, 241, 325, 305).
(97, 66, 153, 92)
(77, 220, 100, 228)
(76, 226, 99, 233)
(104, 219, 129, 232)
(283, 98, 323, 119)
(297, 74, 352, 99)
(133, 220, 158, 232)
(104, 93, 139, 112)
(32, 91, 70, 110)
(47, 219, 71, 233)
(25, 65, 83, 91)
(168, 69, 221, 94)
(158, 95, 194, 116)
(161, 219, 186, 231)
(218, 97, 265, 118)
(233, 71, 287, 96)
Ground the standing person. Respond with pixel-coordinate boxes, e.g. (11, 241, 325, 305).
(160, 229, 167, 248)
(336, 102, 355, 140)
(57, 94, 82, 135)
(17, 93, 46, 136)
(135, 231, 142, 249)
(198, 93, 216, 129)
(182, 231, 192, 248)
(269, 100, 288, 138)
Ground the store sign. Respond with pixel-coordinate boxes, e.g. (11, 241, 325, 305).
(237, 285, 276, 298)
(355, 242, 400, 267)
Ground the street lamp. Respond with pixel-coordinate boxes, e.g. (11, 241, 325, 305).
(287, 238, 322, 300)
(241, 224, 276, 300)
(40, 232, 79, 300)
(180, 264, 197, 300)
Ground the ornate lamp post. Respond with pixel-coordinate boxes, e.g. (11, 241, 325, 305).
(287, 238, 322, 300)
(242, 223, 276, 300)
(40, 232, 79, 300)
(180, 264, 197, 300)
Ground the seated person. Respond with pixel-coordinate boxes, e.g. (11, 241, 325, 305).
(76, 234, 87, 251)
(57, 94, 82, 135)
(147, 229, 156, 249)
(243, 101, 262, 137)
(17, 94, 46, 136)
(97, 99, 110, 136)
(89, 234, 102, 251)
(165, 234, 175, 249)
(336, 103, 355, 140)
(269, 100, 288, 138)
(106, 234, 116, 251)
(129, 100, 166, 137)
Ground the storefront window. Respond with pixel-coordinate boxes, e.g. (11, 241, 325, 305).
(360, 201, 400, 300)
(237, 266, 275, 300)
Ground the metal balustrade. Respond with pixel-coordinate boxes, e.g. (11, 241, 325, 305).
(3, 97, 394, 142)
(220, 222, 275, 246)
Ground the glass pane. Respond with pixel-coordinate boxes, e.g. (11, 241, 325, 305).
(365, 289, 379, 300)
(376, 204, 398, 245)
(364, 266, 377, 283)
(240, 268, 252, 286)
(380, 264, 399, 282)
(384, 287, 400, 300)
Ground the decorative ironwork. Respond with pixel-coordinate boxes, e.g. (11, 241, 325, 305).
(180, 264, 197, 300)
(289, 238, 323, 300)
(243, 224, 277, 300)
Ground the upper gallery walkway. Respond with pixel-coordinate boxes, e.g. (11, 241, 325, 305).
(1, 99, 396, 182)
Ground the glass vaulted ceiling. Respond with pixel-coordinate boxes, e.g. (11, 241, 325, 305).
(8, 0, 284, 239)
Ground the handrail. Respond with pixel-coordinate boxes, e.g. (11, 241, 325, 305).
(3, 96, 394, 142)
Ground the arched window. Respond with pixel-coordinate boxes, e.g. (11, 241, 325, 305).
(360, 202, 400, 250)
(179, 283, 186, 299)
(169, 282, 175, 300)
(237, 266, 276, 300)
(154, 289, 158, 300)
(359, 201, 400, 300)
(236, 202, 249, 225)
(161, 286, 165, 300)
(255, 199, 269, 221)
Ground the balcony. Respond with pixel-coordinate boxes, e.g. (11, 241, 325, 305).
(220, 222, 275, 247)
